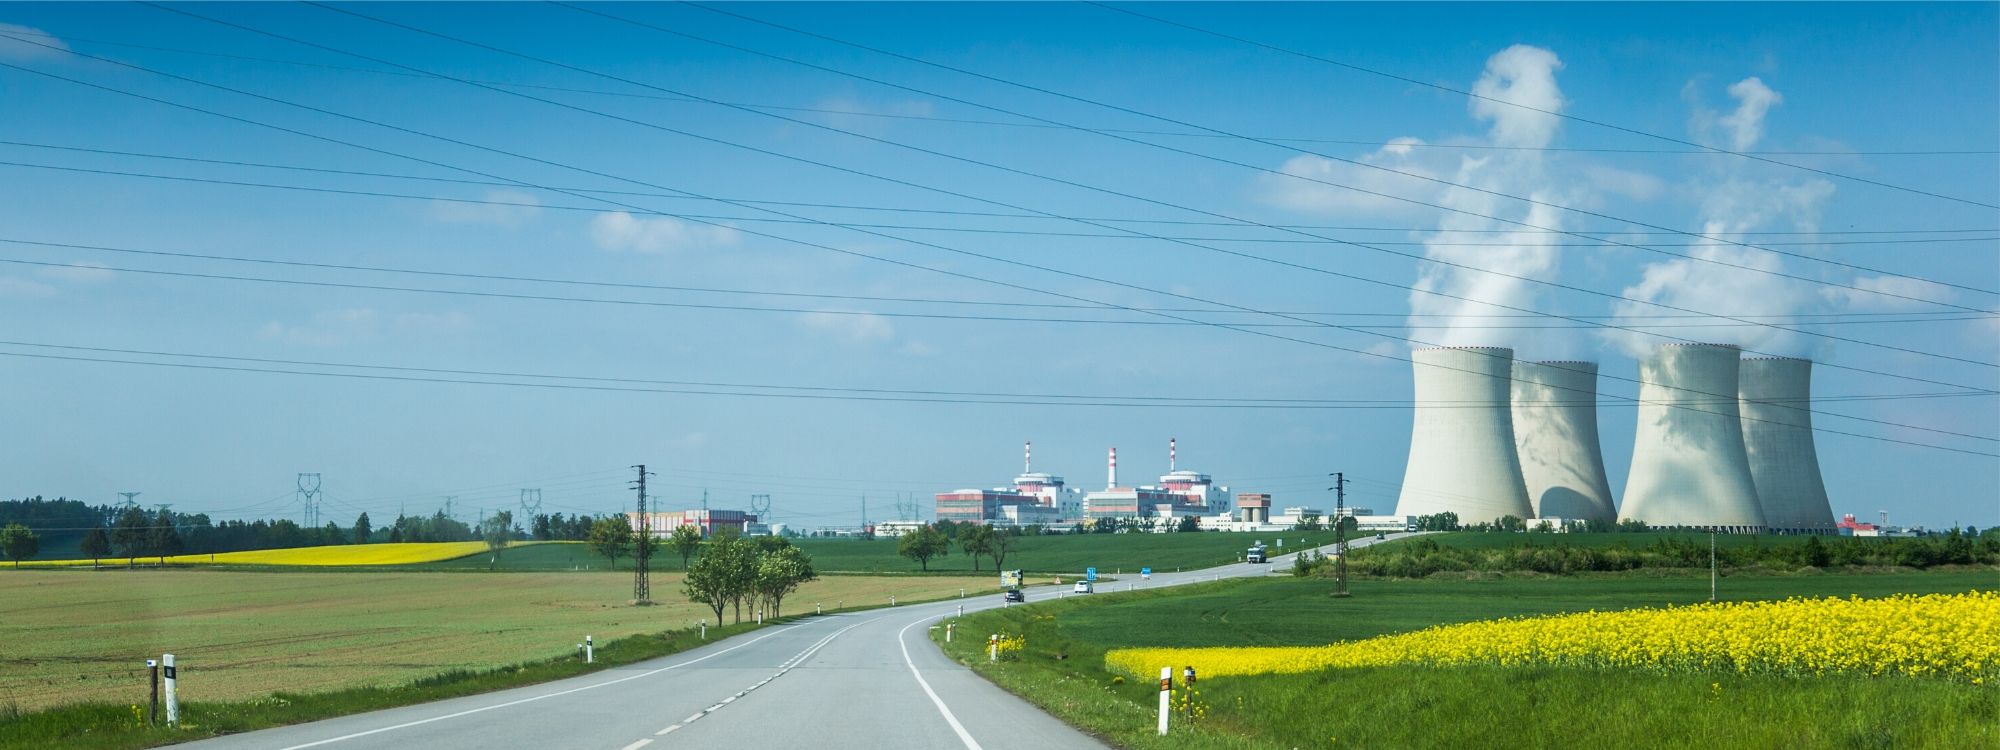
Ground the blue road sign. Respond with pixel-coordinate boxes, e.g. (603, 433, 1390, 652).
(1141, 567, 1151, 576)
(1086, 567, 1098, 581)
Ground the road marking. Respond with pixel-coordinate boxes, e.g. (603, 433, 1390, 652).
(271, 621, 823, 750)
(683, 713, 704, 724)
(655, 725, 680, 736)
(897, 616, 984, 750)
(619, 739, 653, 750)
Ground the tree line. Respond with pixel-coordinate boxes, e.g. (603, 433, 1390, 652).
(1300, 528, 2000, 579)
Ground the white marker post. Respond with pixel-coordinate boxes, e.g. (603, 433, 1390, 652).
(957, 604, 963, 618)
(162, 653, 179, 727)
(586, 635, 594, 663)
(816, 602, 822, 615)
(946, 622, 954, 642)
(700, 622, 707, 640)
(890, 595, 897, 607)
(1157, 667, 1171, 736)
(988, 635, 998, 663)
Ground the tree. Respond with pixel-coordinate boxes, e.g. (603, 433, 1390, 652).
(149, 509, 183, 565)
(988, 527, 1019, 570)
(531, 513, 552, 541)
(111, 506, 149, 567)
(932, 519, 959, 540)
(958, 524, 995, 572)
(1294, 513, 1323, 532)
(669, 524, 703, 570)
(898, 526, 951, 571)
(80, 526, 110, 569)
(352, 512, 373, 545)
(588, 515, 631, 570)
(683, 537, 756, 625)
(1176, 515, 1200, 533)
(0, 523, 38, 568)
(754, 545, 816, 617)
(481, 511, 514, 569)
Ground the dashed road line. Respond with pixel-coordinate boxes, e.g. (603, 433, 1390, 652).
(618, 739, 653, 750)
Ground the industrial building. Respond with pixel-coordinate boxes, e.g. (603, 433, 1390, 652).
(934, 441, 1084, 527)
(1396, 346, 1536, 523)
(1511, 360, 1617, 522)
(628, 508, 762, 538)
(1083, 439, 1232, 521)
(1739, 357, 1837, 533)
(1619, 343, 1767, 533)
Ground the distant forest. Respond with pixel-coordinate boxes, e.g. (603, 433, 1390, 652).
(0, 496, 603, 560)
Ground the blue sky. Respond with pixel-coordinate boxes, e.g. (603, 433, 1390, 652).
(1, 2, 1994, 529)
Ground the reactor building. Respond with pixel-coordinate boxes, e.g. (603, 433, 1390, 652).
(1618, 343, 1767, 533)
(1396, 346, 1535, 522)
(1738, 357, 1836, 533)
(1510, 360, 1617, 522)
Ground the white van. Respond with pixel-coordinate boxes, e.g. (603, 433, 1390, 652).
(1072, 581, 1094, 594)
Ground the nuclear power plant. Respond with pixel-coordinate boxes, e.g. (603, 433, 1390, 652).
(1739, 357, 1837, 532)
(1393, 342, 1832, 533)
(1511, 360, 1617, 522)
(1396, 346, 1535, 522)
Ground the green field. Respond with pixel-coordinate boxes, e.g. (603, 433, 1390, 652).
(789, 531, 1342, 574)
(0, 569, 994, 713)
(935, 571, 1999, 749)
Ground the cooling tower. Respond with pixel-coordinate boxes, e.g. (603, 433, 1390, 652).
(1619, 343, 1766, 532)
(1511, 360, 1617, 522)
(1739, 357, 1835, 533)
(1397, 347, 1535, 524)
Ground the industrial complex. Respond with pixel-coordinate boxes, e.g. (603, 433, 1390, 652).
(923, 342, 1838, 535)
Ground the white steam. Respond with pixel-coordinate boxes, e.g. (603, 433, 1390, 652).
(1604, 77, 1834, 358)
(1408, 45, 1579, 353)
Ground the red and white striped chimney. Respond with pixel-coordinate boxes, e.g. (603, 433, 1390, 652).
(1024, 440, 1032, 474)
(1107, 447, 1118, 489)
(1170, 437, 1177, 471)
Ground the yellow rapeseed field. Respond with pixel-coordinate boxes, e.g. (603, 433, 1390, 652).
(23, 541, 498, 567)
(1106, 591, 1999, 683)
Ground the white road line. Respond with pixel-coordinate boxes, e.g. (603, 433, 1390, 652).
(271, 621, 822, 750)
(897, 616, 984, 750)
(619, 739, 653, 750)
(656, 725, 681, 735)
(682, 713, 704, 724)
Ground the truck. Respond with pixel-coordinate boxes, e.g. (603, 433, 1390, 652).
(1246, 545, 1267, 564)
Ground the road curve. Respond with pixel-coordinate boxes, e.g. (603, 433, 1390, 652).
(180, 533, 1411, 750)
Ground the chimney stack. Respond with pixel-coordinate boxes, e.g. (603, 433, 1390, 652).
(1170, 437, 1177, 471)
(1107, 447, 1118, 489)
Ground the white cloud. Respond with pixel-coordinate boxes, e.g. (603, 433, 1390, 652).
(0, 276, 55, 299)
(38, 261, 115, 283)
(1257, 141, 1446, 217)
(259, 308, 471, 347)
(428, 189, 542, 227)
(0, 23, 68, 62)
(1821, 275, 1958, 312)
(1582, 164, 1666, 202)
(589, 212, 741, 254)
(796, 311, 894, 344)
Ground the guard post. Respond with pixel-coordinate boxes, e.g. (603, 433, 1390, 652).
(1157, 667, 1171, 735)
(162, 653, 179, 727)
(586, 635, 594, 663)
(145, 658, 158, 725)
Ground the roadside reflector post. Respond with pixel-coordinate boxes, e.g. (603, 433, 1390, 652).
(956, 604, 963, 618)
(162, 653, 179, 727)
(700, 622, 707, 640)
(1157, 667, 1171, 735)
(586, 635, 594, 663)
(816, 602, 822, 615)
(145, 659, 158, 726)
(947, 622, 954, 642)
(890, 595, 897, 607)
(989, 634, 998, 663)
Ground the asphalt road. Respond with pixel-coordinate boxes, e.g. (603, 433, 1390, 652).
(181, 532, 1411, 750)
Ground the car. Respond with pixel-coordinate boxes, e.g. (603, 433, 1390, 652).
(1072, 581, 1094, 594)
(1377, 533, 1386, 540)
(1003, 589, 1025, 603)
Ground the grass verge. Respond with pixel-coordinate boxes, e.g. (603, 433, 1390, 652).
(930, 571, 1999, 749)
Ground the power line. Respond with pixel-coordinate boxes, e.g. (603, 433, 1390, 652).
(6, 242, 1995, 334)
(1079, 1, 2000, 210)
(174, 5, 1999, 377)
(12, 154, 2000, 250)
(11, 134, 1995, 236)
(7, 26, 1995, 158)
(0, 340, 1991, 450)
(7, 28, 1990, 442)
(648, 1, 1995, 299)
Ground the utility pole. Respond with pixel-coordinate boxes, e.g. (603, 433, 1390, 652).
(443, 496, 455, 522)
(631, 465, 654, 605)
(1710, 526, 1718, 602)
(296, 474, 321, 528)
(1330, 472, 1350, 598)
